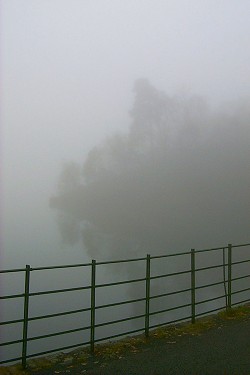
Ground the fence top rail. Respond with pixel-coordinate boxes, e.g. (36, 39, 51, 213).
(0, 258, 146, 273)
(0, 242, 249, 273)
(31, 262, 93, 271)
(0, 268, 26, 274)
(195, 242, 250, 253)
(0, 263, 93, 273)
(232, 243, 250, 248)
(151, 250, 190, 259)
(195, 246, 226, 253)
(95, 256, 147, 265)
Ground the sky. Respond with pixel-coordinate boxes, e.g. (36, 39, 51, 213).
(1, 0, 250, 268)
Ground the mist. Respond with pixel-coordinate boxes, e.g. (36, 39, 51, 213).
(50, 79, 250, 258)
(49, 80, 250, 324)
(2, 0, 250, 269)
(1, 0, 250, 364)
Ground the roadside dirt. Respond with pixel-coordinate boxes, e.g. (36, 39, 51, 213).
(1, 305, 250, 375)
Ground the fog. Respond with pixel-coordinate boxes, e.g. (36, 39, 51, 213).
(2, 0, 250, 268)
(50, 81, 250, 257)
(1, 0, 250, 363)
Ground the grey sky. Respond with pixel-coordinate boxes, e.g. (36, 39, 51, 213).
(1, 0, 250, 267)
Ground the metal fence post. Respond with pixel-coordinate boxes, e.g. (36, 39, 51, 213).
(90, 260, 96, 354)
(22, 265, 31, 369)
(145, 254, 151, 338)
(227, 244, 232, 309)
(191, 249, 196, 324)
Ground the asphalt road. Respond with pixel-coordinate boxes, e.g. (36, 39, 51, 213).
(29, 313, 250, 375)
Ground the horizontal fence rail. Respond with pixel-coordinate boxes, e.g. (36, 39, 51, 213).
(0, 242, 250, 368)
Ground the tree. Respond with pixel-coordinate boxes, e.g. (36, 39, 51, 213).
(50, 84, 250, 327)
(129, 78, 173, 151)
(50, 80, 250, 259)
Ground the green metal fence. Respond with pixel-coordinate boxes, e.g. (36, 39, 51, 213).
(0, 242, 250, 369)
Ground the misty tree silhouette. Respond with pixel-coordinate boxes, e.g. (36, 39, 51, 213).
(50, 79, 250, 259)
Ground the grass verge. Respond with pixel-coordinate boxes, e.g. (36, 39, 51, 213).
(1, 303, 249, 374)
